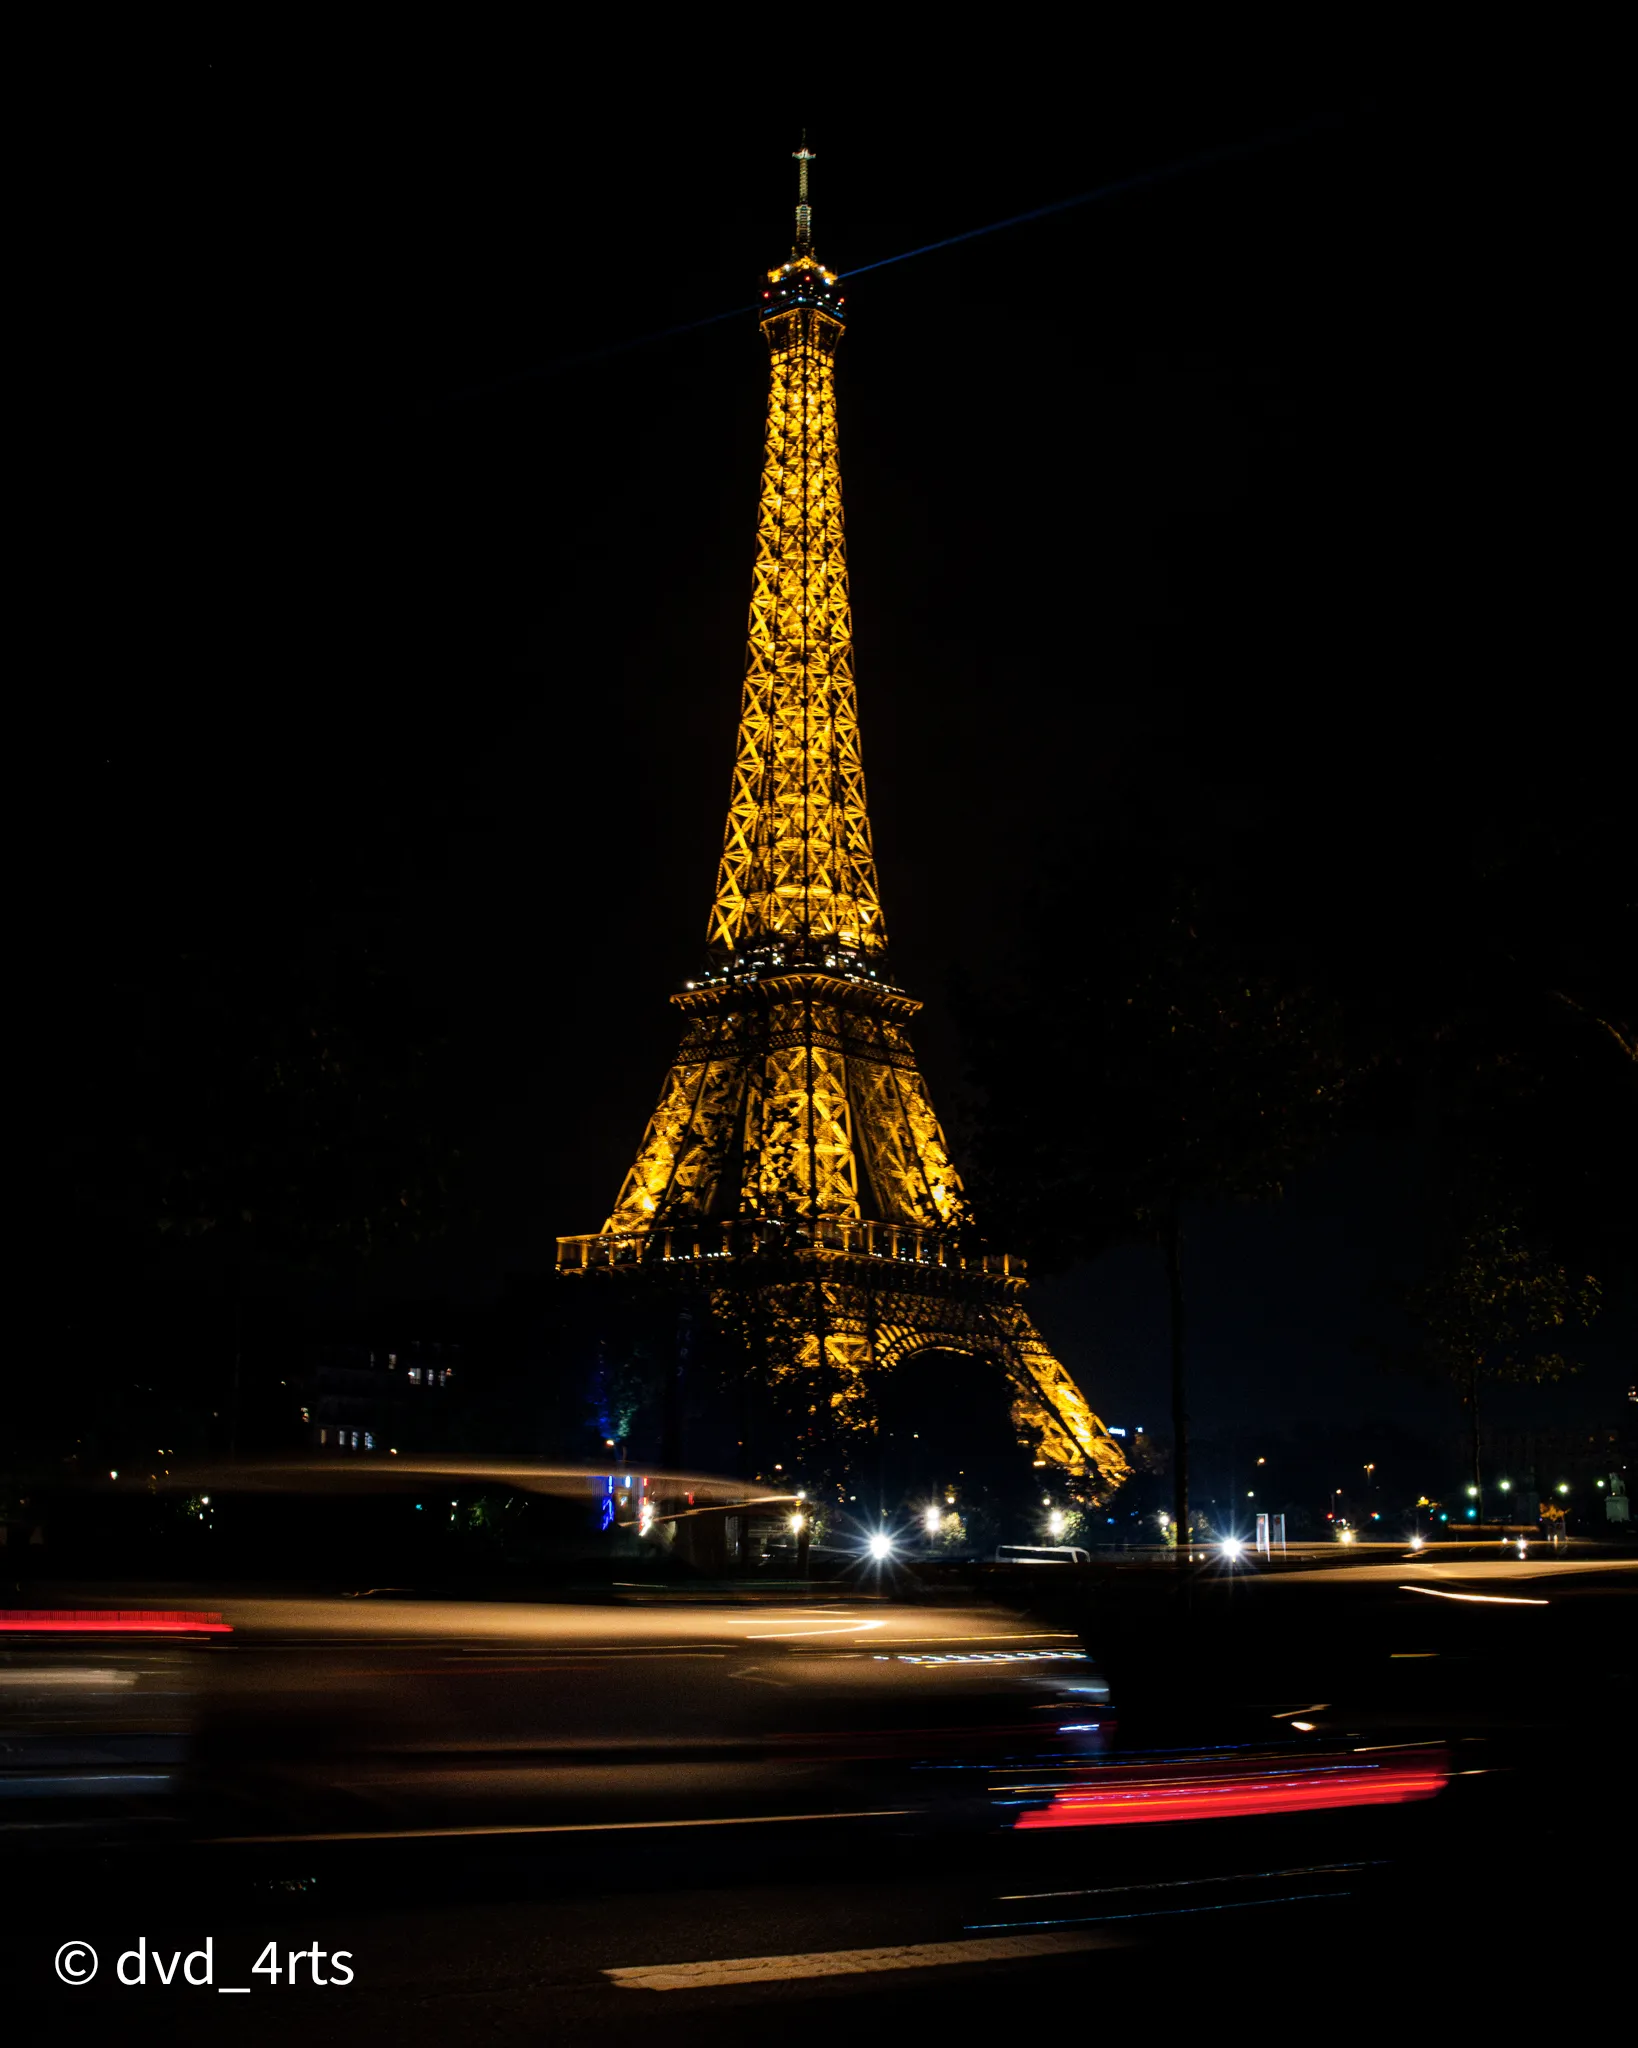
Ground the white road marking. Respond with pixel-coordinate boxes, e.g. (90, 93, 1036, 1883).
(0, 1670, 134, 1688)
(607, 1929, 1121, 1991)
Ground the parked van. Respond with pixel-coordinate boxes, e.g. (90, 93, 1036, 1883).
(993, 1544, 1090, 1565)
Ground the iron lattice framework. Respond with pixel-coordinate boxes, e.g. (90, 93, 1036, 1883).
(559, 157, 1128, 1497)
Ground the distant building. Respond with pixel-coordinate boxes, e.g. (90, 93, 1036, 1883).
(299, 1337, 460, 1454)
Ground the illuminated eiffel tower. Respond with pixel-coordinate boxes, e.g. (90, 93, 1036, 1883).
(558, 149, 1128, 1498)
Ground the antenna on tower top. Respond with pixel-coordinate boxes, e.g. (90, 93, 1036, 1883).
(793, 132, 815, 251)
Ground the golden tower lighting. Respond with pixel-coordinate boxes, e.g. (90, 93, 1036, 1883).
(558, 150, 1127, 1493)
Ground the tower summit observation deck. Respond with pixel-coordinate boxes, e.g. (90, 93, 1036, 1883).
(558, 150, 1127, 1492)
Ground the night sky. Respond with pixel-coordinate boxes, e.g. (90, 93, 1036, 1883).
(37, 69, 1633, 1472)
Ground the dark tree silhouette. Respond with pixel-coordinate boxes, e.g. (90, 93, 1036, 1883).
(1405, 1212, 1600, 1505)
(959, 858, 1351, 1561)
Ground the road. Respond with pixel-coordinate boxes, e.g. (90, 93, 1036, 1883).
(4, 1557, 1631, 2030)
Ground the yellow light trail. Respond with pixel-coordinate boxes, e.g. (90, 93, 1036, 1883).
(1398, 1585, 1548, 1606)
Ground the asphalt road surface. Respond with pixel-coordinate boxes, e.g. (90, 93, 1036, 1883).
(4, 1557, 1631, 2033)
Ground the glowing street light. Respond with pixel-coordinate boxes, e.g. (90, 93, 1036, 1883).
(788, 1511, 806, 1535)
(1047, 1509, 1067, 1539)
(923, 1504, 943, 1536)
(867, 1531, 894, 1562)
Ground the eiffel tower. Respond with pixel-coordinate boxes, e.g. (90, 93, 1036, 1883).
(558, 149, 1128, 1500)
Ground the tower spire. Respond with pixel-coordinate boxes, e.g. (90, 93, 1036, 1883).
(709, 164, 865, 966)
(793, 134, 815, 251)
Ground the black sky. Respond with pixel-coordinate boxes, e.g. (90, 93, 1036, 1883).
(35, 63, 1633, 1453)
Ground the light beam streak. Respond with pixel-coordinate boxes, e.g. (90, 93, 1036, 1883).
(1398, 1586, 1549, 1606)
(845, 111, 1348, 280)
(447, 111, 1349, 402)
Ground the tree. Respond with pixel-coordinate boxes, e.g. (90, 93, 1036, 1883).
(1405, 1213, 1600, 1503)
(32, 933, 460, 1473)
(959, 857, 1352, 1563)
